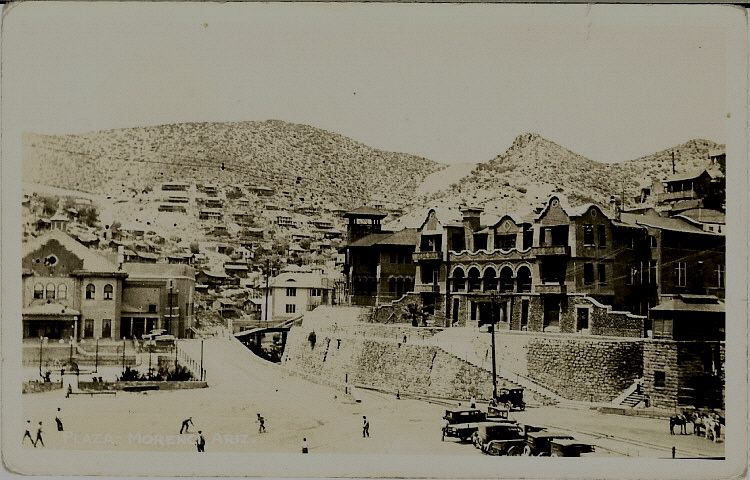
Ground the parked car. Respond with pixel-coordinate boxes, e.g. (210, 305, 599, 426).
(523, 431, 575, 456)
(442, 408, 488, 442)
(483, 432, 527, 456)
(494, 388, 526, 411)
(472, 421, 523, 452)
(549, 439, 596, 457)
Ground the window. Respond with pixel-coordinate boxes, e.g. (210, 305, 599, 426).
(583, 263, 594, 285)
(470, 302, 477, 321)
(102, 319, 112, 338)
(648, 261, 658, 285)
(83, 319, 94, 338)
(597, 225, 606, 246)
(716, 264, 725, 288)
(676, 262, 687, 287)
(654, 371, 666, 388)
(583, 225, 594, 246)
(85, 284, 95, 300)
(649, 235, 657, 248)
(285, 304, 296, 314)
(46, 283, 56, 300)
(33, 283, 44, 299)
(286, 287, 297, 297)
(598, 264, 606, 284)
(576, 307, 589, 332)
(390, 253, 397, 264)
(310, 288, 322, 297)
(626, 265, 638, 286)
(148, 304, 157, 313)
(57, 284, 67, 300)
(495, 234, 516, 250)
(103, 284, 114, 300)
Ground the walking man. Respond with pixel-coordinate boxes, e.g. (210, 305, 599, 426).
(66, 384, 72, 398)
(196, 431, 206, 452)
(442, 417, 449, 442)
(55, 408, 64, 431)
(301, 437, 309, 454)
(34, 422, 45, 447)
(22, 420, 34, 446)
(362, 416, 370, 438)
(180, 417, 194, 434)
(257, 413, 266, 433)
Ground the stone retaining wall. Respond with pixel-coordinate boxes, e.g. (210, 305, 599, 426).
(283, 322, 548, 404)
(526, 336, 643, 402)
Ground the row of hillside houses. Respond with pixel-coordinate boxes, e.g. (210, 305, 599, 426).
(343, 195, 725, 336)
(22, 230, 196, 342)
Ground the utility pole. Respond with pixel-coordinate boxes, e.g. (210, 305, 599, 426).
(39, 336, 44, 379)
(264, 259, 270, 328)
(671, 151, 676, 175)
(95, 337, 99, 373)
(69, 336, 74, 364)
(200, 339, 204, 382)
(121, 337, 126, 376)
(167, 280, 173, 336)
(490, 293, 498, 400)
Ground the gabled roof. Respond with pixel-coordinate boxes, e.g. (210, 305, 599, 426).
(123, 263, 196, 280)
(23, 230, 120, 273)
(270, 272, 333, 289)
(663, 169, 711, 184)
(651, 295, 725, 314)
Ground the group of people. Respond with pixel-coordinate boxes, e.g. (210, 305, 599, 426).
(669, 409, 723, 442)
(179, 417, 206, 452)
(22, 407, 64, 448)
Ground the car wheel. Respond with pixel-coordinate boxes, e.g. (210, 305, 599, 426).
(507, 446, 522, 456)
(522, 445, 533, 456)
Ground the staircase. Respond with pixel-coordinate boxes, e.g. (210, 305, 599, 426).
(620, 390, 648, 408)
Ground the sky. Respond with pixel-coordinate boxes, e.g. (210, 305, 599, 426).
(1, 3, 742, 165)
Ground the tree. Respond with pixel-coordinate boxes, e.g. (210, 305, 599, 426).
(189, 242, 200, 254)
(40, 196, 59, 216)
(78, 205, 99, 227)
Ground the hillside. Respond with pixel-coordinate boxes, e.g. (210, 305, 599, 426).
(419, 133, 722, 217)
(22, 120, 444, 210)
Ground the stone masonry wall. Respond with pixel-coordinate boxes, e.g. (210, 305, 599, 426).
(526, 336, 643, 402)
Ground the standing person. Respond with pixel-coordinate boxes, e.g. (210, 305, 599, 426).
(713, 417, 721, 443)
(441, 417, 449, 442)
(470, 395, 476, 409)
(301, 437, 309, 454)
(66, 384, 72, 398)
(22, 420, 34, 446)
(196, 431, 206, 452)
(55, 408, 64, 431)
(34, 422, 45, 448)
(362, 416, 370, 438)
(180, 417, 194, 434)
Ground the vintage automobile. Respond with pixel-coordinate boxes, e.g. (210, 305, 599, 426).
(523, 431, 575, 456)
(549, 438, 596, 457)
(442, 408, 488, 442)
(472, 421, 523, 452)
(483, 429, 527, 456)
(494, 388, 526, 411)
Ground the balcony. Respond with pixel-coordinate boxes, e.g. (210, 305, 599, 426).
(531, 245, 570, 256)
(412, 251, 442, 262)
(655, 189, 698, 203)
(535, 283, 567, 294)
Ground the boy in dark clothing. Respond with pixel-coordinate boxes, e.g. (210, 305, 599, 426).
(34, 422, 45, 447)
(196, 431, 206, 452)
(22, 420, 34, 445)
(362, 416, 370, 438)
(180, 417, 194, 434)
(55, 408, 64, 431)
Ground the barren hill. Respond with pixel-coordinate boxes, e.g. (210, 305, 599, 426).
(23, 120, 444, 210)
(420, 133, 722, 217)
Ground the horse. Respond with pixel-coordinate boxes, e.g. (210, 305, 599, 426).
(691, 413, 706, 437)
(669, 414, 689, 435)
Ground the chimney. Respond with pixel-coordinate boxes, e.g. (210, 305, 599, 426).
(459, 204, 483, 251)
(609, 196, 620, 221)
(117, 245, 125, 270)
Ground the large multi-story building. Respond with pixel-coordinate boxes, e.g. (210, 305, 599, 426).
(22, 230, 196, 341)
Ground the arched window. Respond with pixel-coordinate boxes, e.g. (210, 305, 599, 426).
(516, 266, 532, 293)
(104, 284, 114, 300)
(57, 284, 67, 300)
(483, 267, 498, 292)
(33, 283, 44, 299)
(46, 283, 56, 300)
(85, 283, 96, 300)
(499, 266, 514, 293)
(467, 267, 481, 292)
(451, 268, 465, 292)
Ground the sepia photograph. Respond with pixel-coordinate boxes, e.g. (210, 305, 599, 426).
(1, 2, 747, 478)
